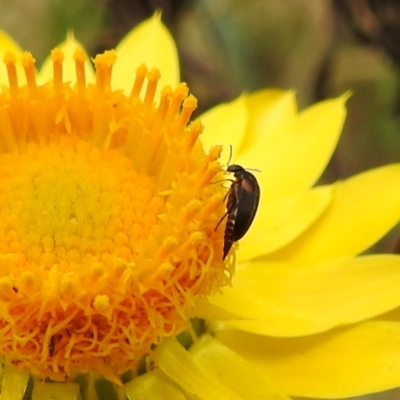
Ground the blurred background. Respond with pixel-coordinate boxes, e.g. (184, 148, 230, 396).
(1, 0, 400, 249)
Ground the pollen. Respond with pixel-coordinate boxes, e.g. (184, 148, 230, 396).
(0, 49, 232, 381)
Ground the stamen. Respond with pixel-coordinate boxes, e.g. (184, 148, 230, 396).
(21, 52, 37, 95)
(195, 161, 221, 192)
(73, 47, 87, 93)
(165, 83, 189, 127)
(208, 145, 223, 161)
(130, 64, 148, 99)
(59, 277, 75, 302)
(93, 51, 116, 92)
(93, 295, 111, 319)
(180, 200, 203, 225)
(152, 86, 172, 131)
(4, 52, 19, 96)
(51, 48, 64, 94)
(184, 120, 203, 154)
(0, 277, 16, 301)
(176, 95, 198, 134)
(20, 271, 37, 297)
(197, 193, 225, 222)
(156, 237, 178, 260)
(144, 68, 161, 108)
(176, 232, 204, 259)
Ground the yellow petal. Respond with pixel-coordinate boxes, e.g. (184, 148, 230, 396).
(155, 338, 238, 400)
(189, 335, 290, 400)
(0, 30, 26, 86)
(238, 94, 348, 202)
(32, 382, 80, 400)
(378, 306, 400, 321)
(210, 255, 400, 336)
(269, 163, 400, 263)
(0, 31, 23, 54)
(199, 95, 248, 165)
(155, 338, 273, 400)
(216, 321, 400, 398)
(124, 370, 186, 400)
(194, 301, 248, 320)
(0, 364, 29, 400)
(237, 186, 332, 262)
(238, 89, 297, 155)
(38, 32, 95, 85)
(113, 13, 179, 95)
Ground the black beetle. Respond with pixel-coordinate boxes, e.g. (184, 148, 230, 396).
(216, 164, 260, 259)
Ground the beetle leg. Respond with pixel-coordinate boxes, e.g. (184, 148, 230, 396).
(215, 187, 239, 231)
(215, 211, 228, 231)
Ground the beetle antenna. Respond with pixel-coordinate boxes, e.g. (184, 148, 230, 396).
(225, 146, 261, 173)
(226, 144, 233, 167)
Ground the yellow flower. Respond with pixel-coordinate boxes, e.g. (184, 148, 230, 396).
(0, 15, 231, 396)
(1, 13, 400, 400)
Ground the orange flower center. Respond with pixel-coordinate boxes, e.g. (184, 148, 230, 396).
(0, 48, 232, 382)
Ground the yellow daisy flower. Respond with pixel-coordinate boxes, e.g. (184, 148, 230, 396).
(1, 13, 400, 400)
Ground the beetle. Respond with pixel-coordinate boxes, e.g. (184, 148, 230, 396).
(216, 164, 260, 259)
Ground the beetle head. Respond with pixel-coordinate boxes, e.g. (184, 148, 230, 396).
(227, 164, 245, 174)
